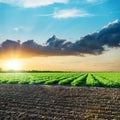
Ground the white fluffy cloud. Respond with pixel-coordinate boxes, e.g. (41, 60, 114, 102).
(53, 9, 92, 19)
(0, 0, 68, 8)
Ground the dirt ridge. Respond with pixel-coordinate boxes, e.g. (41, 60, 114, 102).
(0, 85, 120, 120)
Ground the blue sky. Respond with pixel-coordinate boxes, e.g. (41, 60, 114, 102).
(0, 0, 120, 43)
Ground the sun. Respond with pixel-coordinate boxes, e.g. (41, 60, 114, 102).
(4, 59, 22, 70)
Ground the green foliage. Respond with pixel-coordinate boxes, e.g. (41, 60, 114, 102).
(71, 74, 87, 86)
(92, 73, 120, 87)
(7, 80, 18, 84)
(45, 77, 66, 85)
(0, 72, 120, 87)
(0, 79, 8, 84)
(86, 73, 101, 87)
(58, 75, 81, 85)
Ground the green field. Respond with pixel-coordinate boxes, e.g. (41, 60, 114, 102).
(0, 72, 120, 87)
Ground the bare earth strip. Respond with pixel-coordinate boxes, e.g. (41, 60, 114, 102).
(0, 85, 120, 120)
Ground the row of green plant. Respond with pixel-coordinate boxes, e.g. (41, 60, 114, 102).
(0, 72, 120, 87)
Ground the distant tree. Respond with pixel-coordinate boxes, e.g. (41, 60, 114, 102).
(0, 68, 2, 72)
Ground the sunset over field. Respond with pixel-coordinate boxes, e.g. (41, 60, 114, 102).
(0, 0, 120, 71)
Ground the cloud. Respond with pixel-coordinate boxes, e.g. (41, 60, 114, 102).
(0, 0, 68, 8)
(0, 19, 120, 58)
(85, 0, 107, 4)
(103, 19, 119, 29)
(1, 40, 20, 49)
(36, 9, 93, 19)
(86, 0, 99, 3)
(53, 9, 93, 19)
(13, 27, 20, 32)
(73, 19, 120, 54)
(13, 26, 24, 32)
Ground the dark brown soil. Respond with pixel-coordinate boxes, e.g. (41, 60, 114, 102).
(0, 85, 120, 120)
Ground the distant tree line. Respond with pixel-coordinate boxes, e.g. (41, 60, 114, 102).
(0, 68, 2, 71)
(0, 70, 67, 73)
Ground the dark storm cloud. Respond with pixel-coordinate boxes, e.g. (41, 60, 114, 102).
(0, 39, 20, 55)
(46, 35, 73, 55)
(0, 19, 120, 58)
(73, 19, 120, 55)
(1, 39, 20, 49)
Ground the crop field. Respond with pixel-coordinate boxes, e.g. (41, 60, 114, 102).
(0, 72, 120, 119)
(0, 72, 120, 87)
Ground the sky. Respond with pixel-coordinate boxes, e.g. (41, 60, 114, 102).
(0, 0, 120, 71)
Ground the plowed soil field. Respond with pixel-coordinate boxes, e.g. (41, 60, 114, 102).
(0, 85, 120, 120)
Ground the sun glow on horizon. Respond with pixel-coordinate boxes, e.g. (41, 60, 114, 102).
(4, 59, 22, 70)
